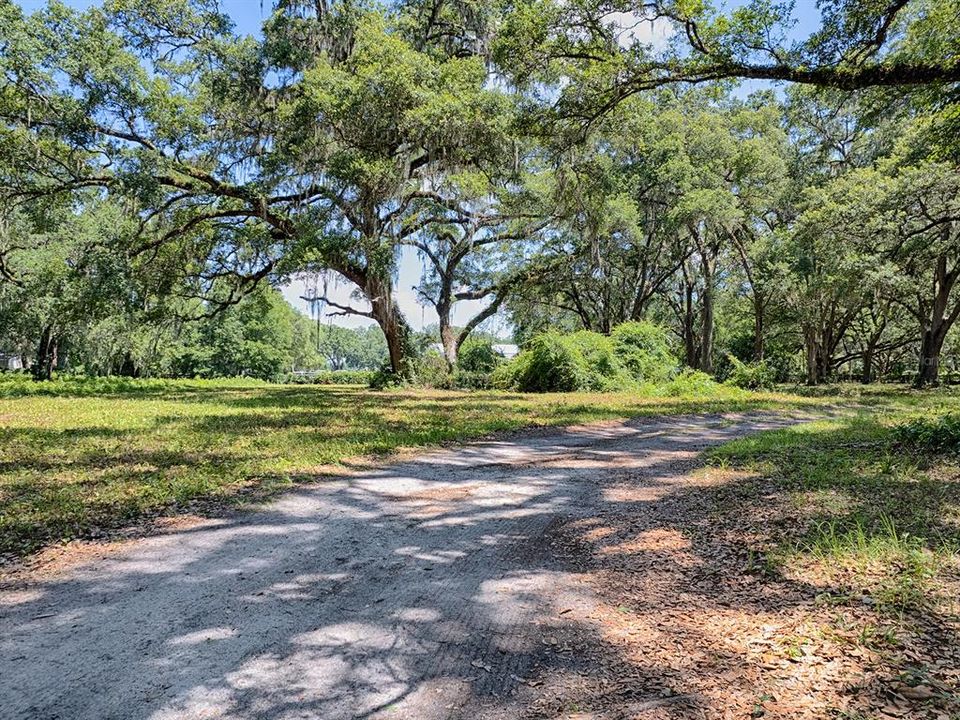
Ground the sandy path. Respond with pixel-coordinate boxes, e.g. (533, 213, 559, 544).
(0, 413, 797, 720)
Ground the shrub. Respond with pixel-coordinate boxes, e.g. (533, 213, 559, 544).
(493, 322, 681, 393)
(894, 414, 960, 452)
(0, 375, 270, 398)
(369, 365, 405, 390)
(280, 373, 312, 385)
(899, 369, 919, 384)
(312, 370, 374, 385)
(495, 331, 634, 392)
(494, 333, 581, 392)
(414, 351, 455, 389)
(661, 368, 723, 396)
(610, 321, 678, 383)
(457, 338, 504, 373)
(724, 354, 776, 390)
(568, 331, 627, 385)
(942, 370, 960, 385)
(278, 370, 374, 385)
(491, 357, 523, 390)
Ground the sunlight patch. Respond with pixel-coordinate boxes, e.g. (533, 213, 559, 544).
(168, 627, 237, 646)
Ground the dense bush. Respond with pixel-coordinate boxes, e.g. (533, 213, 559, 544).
(724, 354, 776, 390)
(0, 374, 269, 398)
(370, 351, 484, 391)
(894, 414, 960, 452)
(414, 351, 456, 389)
(493, 330, 635, 392)
(493, 322, 682, 393)
(369, 366, 404, 390)
(610, 321, 678, 382)
(457, 338, 504, 373)
(278, 370, 374, 385)
(318, 370, 374, 385)
(660, 369, 724, 396)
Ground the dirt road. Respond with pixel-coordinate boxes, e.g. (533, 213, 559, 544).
(0, 413, 795, 720)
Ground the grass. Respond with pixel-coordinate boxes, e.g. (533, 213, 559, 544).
(0, 373, 822, 562)
(708, 401, 960, 617)
(5, 372, 960, 580)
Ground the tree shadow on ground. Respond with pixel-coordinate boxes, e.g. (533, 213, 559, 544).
(0, 382, 833, 560)
(551, 416, 960, 718)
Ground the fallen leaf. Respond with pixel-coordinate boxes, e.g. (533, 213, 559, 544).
(896, 684, 936, 701)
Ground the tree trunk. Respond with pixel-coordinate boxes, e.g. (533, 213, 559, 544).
(803, 326, 820, 385)
(699, 257, 714, 374)
(817, 347, 831, 384)
(118, 353, 139, 378)
(682, 281, 697, 367)
(860, 308, 889, 385)
(455, 292, 506, 360)
(915, 254, 960, 388)
(33, 325, 57, 382)
(368, 276, 415, 379)
(753, 297, 765, 362)
(733, 230, 766, 363)
(439, 314, 457, 370)
(435, 282, 458, 370)
(916, 328, 945, 387)
(861, 345, 874, 384)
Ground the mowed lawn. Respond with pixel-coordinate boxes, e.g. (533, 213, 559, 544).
(0, 376, 807, 561)
(0, 375, 956, 564)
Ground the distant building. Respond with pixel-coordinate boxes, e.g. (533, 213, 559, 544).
(0, 354, 23, 371)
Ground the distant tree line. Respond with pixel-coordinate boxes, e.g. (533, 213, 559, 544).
(0, 273, 388, 380)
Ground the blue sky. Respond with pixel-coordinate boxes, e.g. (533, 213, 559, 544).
(15, 0, 823, 332)
(17, 0, 824, 39)
(17, 0, 270, 34)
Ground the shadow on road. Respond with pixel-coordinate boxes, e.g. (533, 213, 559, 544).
(2, 413, 874, 720)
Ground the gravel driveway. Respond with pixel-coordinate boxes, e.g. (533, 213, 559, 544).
(0, 413, 796, 720)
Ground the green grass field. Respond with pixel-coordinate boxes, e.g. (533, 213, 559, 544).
(709, 408, 960, 617)
(1, 374, 959, 571)
(0, 375, 793, 560)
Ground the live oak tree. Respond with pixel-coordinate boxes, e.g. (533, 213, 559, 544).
(791, 138, 960, 387)
(495, 0, 960, 124)
(855, 161, 960, 387)
(767, 88, 908, 384)
(313, 324, 387, 371)
(406, 174, 545, 368)
(788, 187, 876, 385)
(507, 96, 691, 342)
(507, 90, 791, 373)
(661, 95, 788, 373)
(265, 10, 517, 376)
(513, 135, 679, 336)
(1, 0, 514, 378)
(0, 183, 149, 379)
(165, 284, 314, 380)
